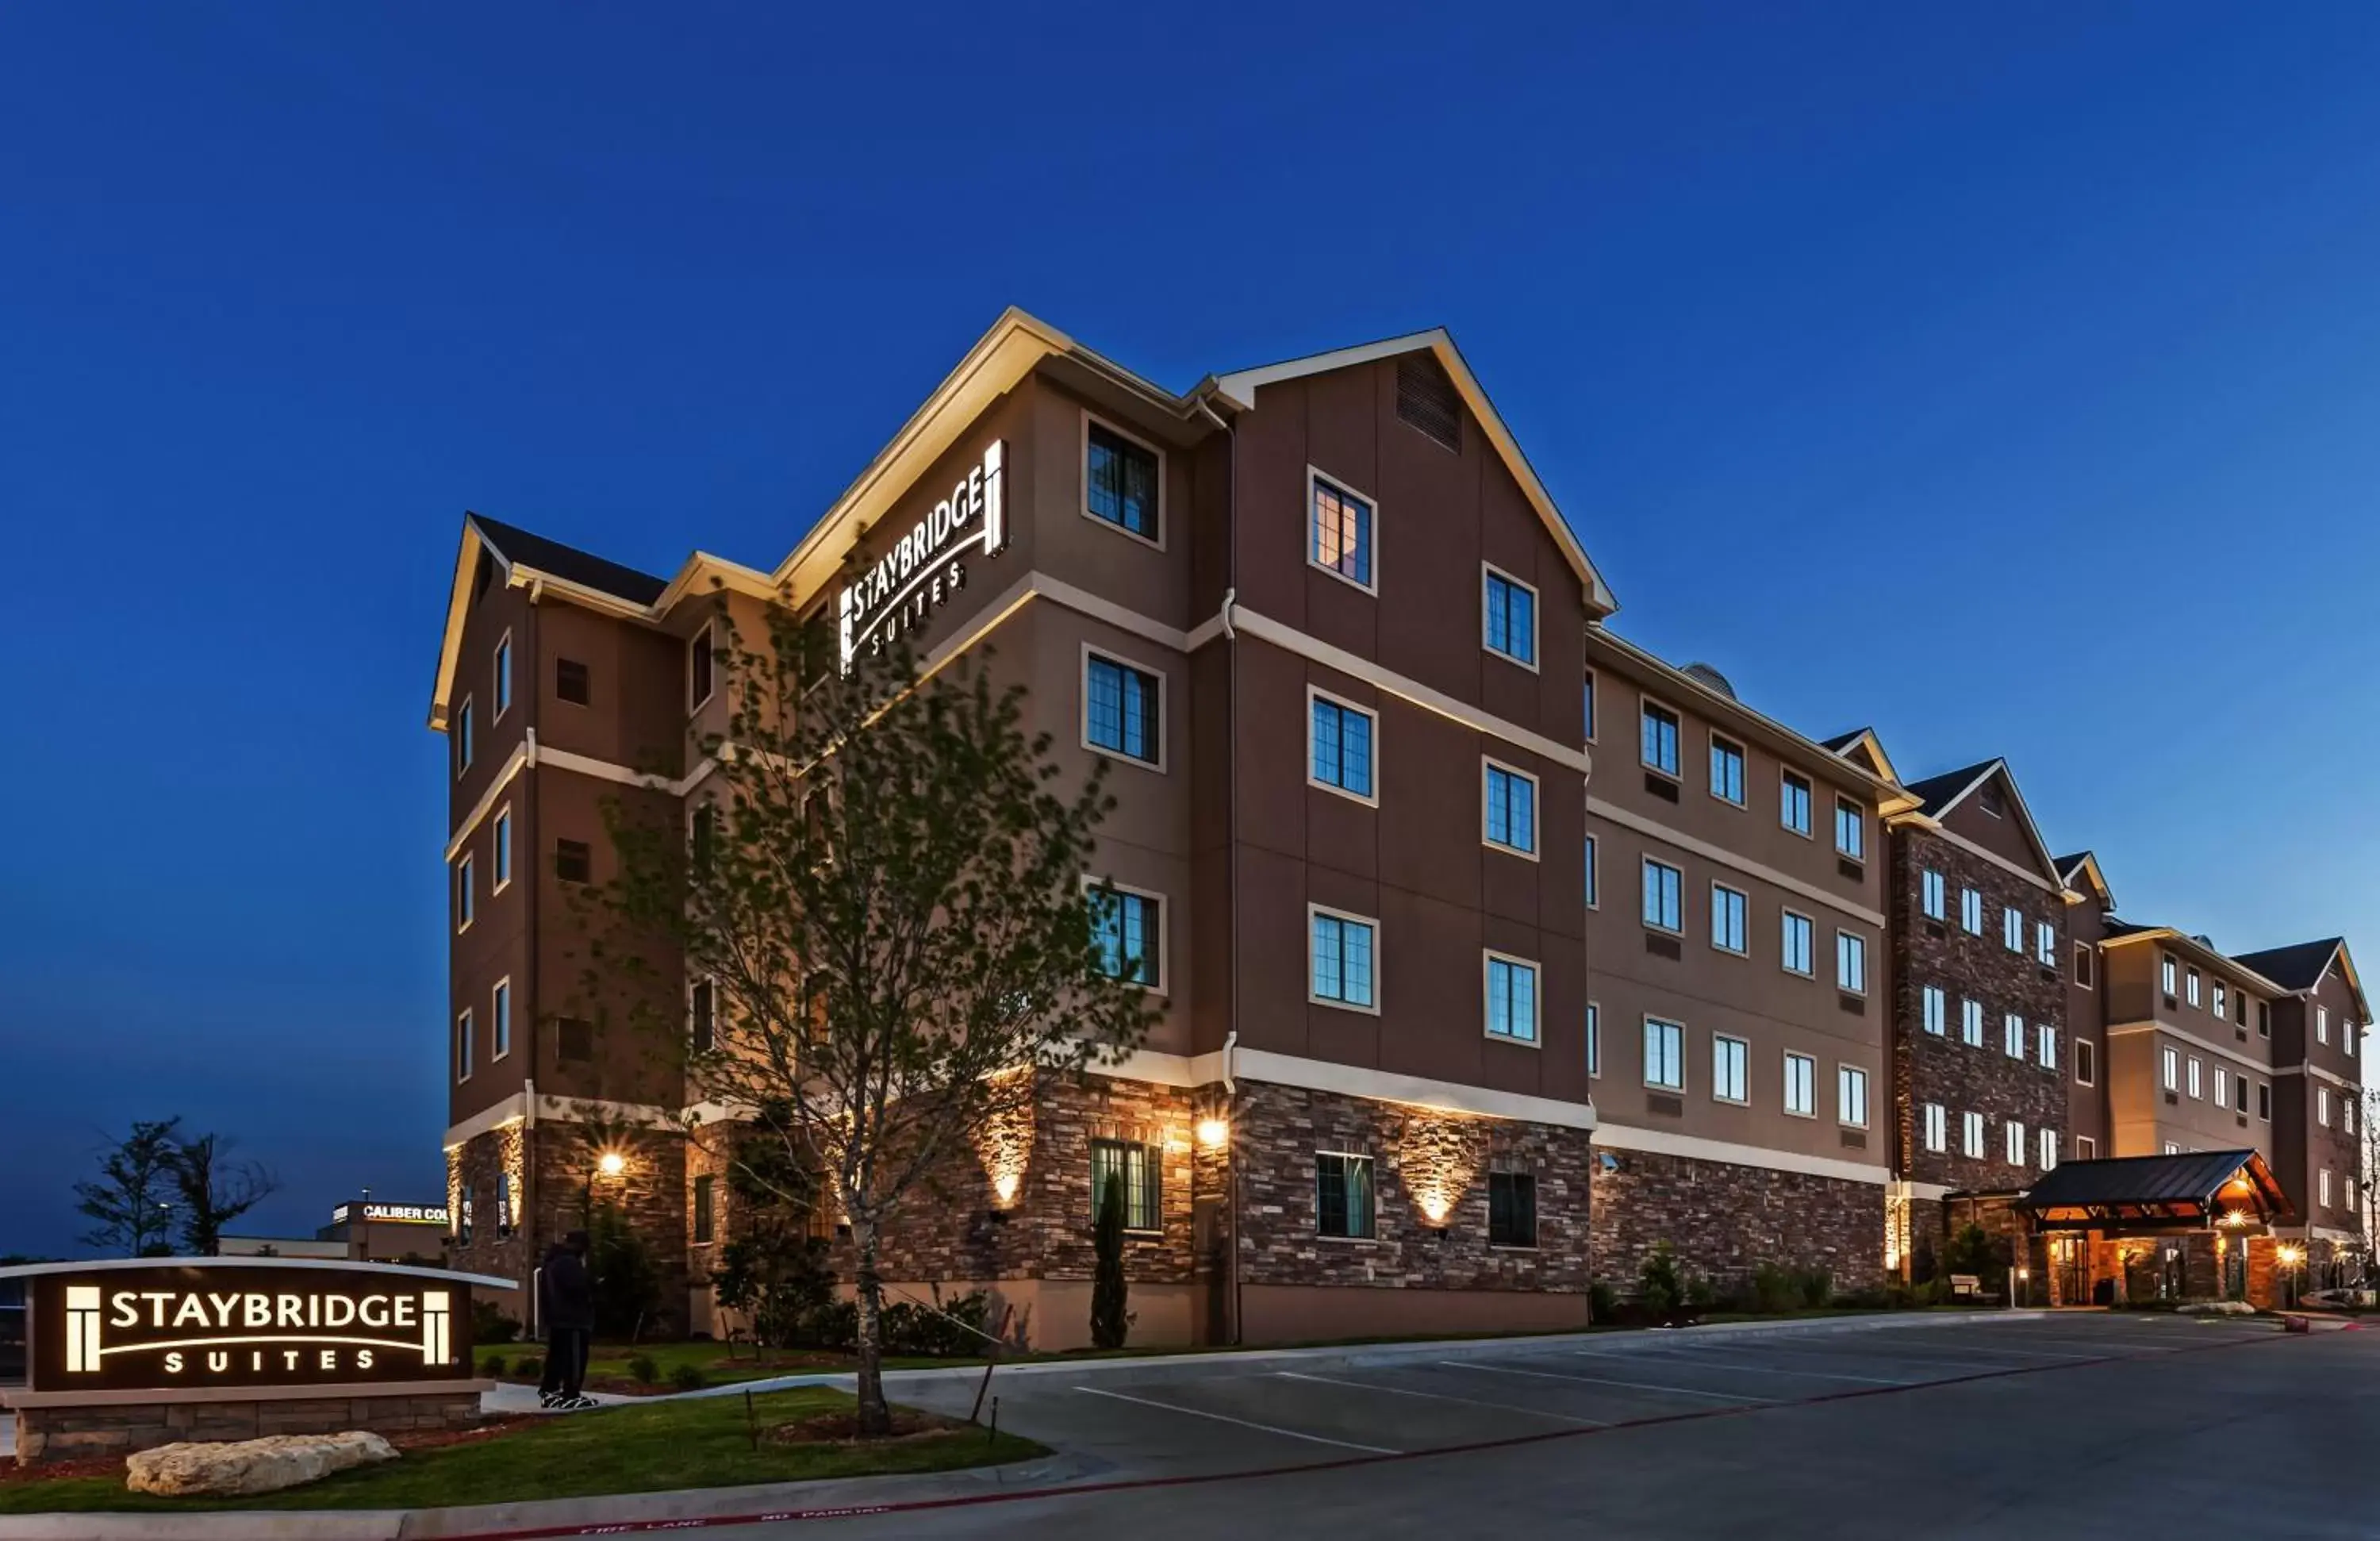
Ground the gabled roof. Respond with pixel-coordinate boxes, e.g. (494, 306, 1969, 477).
(2099, 922, 2287, 996)
(1208, 329, 1618, 616)
(1819, 726, 1898, 783)
(2233, 937, 2366, 1020)
(470, 513, 669, 605)
(1895, 757, 2063, 885)
(2018, 1149, 2286, 1229)
(2056, 850, 2117, 909)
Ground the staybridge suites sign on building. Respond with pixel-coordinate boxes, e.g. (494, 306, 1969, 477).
(837, 438, 1008, 673)
(13, 1259, 507, 1395)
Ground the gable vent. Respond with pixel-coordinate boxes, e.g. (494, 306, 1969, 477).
(1396, 351, 1461, 454)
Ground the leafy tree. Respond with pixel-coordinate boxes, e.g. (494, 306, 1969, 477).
(585, 1202, 664, 1341)
(709, 1113, 838, 1358)
(1090, 1172, 1130, 1350)
(167, 1132, 281, 1255)
(74, 1118, 183, 1256)
(1637, 1242, 1686, 1312)
(588, 598, 1156, 1433)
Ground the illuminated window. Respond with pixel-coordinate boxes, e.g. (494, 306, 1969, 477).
(1484, 761, 1538, 855)
(2006, 1120, 2026, 1166)
(1085, 420, 1160, 541)
(2320, 1168, 2333, 1209)
(1310, 909, 1376, 1010)
(2317, 1006, 2330, 1045)
(1483, 567, 1537, 667)
(1090, 1139, 1160, 1232)
(2162, 955, 2178, 998)
(1923, 1103, 1947, 1153)
(1711, 1034, 1749, 1104)
(1923, 986, 1947, 1036)
(1960, 888, 1984, 935)
(1780, 769, 1813, 836)
(1310, 692, 1376, 800)
(492, 978, 512, 1060)
(1488, 1172, 1537, 1248)
(1782, 910, 1814, 976)
(2038, 1024, 2056, 1071)
(2215, 1066, 2228, 1108)
(1783, 1052, 1816, 1117)
(1085, 651, 1162, 766)
(1921, 869, 1946, 921)
(1644, 1017, 1684, 1090)
(1839, 1065, 1869, 1128)
(1709, 735, 1746, 805)
(2162, 1045, 2178, 1091)
(1091, 886, 1162, 989)
(1641, 701, 1682, 777)
(2320, 1086, 2332, 1128)
(1484, 954, 1540, 1044)
(1711, 883, 1749, 955)
(2004, 1013, 2025, 1061)
(2186, 968, 2202, 1008)
(1310, 475, 1374, 589)
(1643, 859, 1683, 932)
(2038, 1130, 2059, 1171)
(1315, 1154, 1375, 1239)
(493, 632, 512, 718)
(2003, 907, 2025, 954)
(2187, 1057, 2202, 1099)
(1963, 1111, 1986, 1159)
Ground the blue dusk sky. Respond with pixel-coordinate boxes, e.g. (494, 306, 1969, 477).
(3, 6, 2375, 1254)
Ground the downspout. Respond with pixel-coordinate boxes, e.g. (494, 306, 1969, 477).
(1192, 394, 1243, 1344)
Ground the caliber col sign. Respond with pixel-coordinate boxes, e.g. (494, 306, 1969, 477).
(21, 1262, 491, 1393)
(837, 439, 1008, 673)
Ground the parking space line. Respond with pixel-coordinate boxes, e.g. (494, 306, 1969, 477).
(1735, 1338, 2081, 1370)
(1875, 1333, 2132, 1360)
(1592, 1346, 1918, 1385)
(1276, 1370, 1610, 1426)
(1445, 1358, 1775, 1403)
(1073, 1384, 1403, 1455)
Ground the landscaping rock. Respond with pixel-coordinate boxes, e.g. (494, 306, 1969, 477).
(124, 1431, 399, 1497)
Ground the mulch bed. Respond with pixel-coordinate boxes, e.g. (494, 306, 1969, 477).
(766, 1407, 962, 1446)
(0, 1416, 533, 1488)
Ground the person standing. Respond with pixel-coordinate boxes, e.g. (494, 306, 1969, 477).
(537, 1229, 597, 1410)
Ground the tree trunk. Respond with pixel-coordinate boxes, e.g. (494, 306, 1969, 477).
(852, 1217, 889, 1435)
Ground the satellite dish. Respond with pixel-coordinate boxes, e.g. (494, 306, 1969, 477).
(1681, 662, 1737, 701)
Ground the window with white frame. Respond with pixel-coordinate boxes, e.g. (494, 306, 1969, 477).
(1961, 998, 1985, 1047)
(1709, 735, 1746, 805)
(2259, 1081, 2271, 1120)
(493, 806, 512, 891)
(2164, 1141, 2182, 1155)
(1090, 886, 1162, 988)
(2162, 1045, 2178, 1090)
(2236, 1074, 2250, 1113)
(2076, 1135, 2097, 1159)
(2003, 1013, 2025, 1060)
(689, 976, 715, 1053)
(2039, 1129, 2059, 1171)
(1782, 910, 1814, 976)
(1309, 691, 1376, 801)
(1783, 1051, 1815, 1117)
(455, 1009, 474, 1082)
(1084, 651, 1162, 766)
(2186, 1057, 2202, 1099)
(1963, 1111, 1986, 1158)
(1086, 418, 1161, 541)
(1644, 1017, 1685, 1090)
(2037, 1024, 2057, 1071)
(1837, 931, 1868, 993)
(1923, 1103, 1947, 1153)
(1960, 887, 1984, 934)
(2003, 907, 2025, 953)
(493, 632, 512, 718)
(2214, 1066, 2228, 1108)
(2036, 921, 2056, 967)
(1314, 1153, 1375, 1239)
(1643, 859, 1683, 932)
(1310, 474, 1374, 590)
(2317, 1006, 2330, 1044)
(1711, 1034, 1749, 1104)
(2320, 1167, 2333, 1209)
(2346, 1099, 2357, 1136)
(2006, 1120, 2026, 1166)
(1583, 835, 1599, 909)
(2162, 955, 2178, 997)
(492, 978, 512, 1059)
(689, 620, 715, 713)
(455, 854, 474, 932)
(1641, 701, 1682, 778)
(1921, 868, 1946, 921)
(2319, 1086, 2332, 1127)
(2212, 981, 2228, 1020)
(2186, 967, 2202, 1008)
(1483, 567, 1537, 667)
(1484, 953, 1539, 1044)
(1586, 1003, 1601, 1078)
(1779, 768, 1813, 836)
(1310, 909, 1377, 1010)
(1583, 671, 1597, 740)
(1710, 883, 1748, 955)
(1833, 797, 1864, 862)
(1922, 985, 1946, 1036)
(2075, 943, 2094, 989)
(455, 696, 474, 776)
(2075, 1037, 2096, 1085)
(1839, 1065, 1868, 1128)
(1484, 761, 1538, 855)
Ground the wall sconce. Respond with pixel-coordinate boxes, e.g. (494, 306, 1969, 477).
(1195, 1117, 1230, 1149)
(1415, 1190, 1453, 1226)
(597, 1151, 628, 1178)
(992, 1172, 1020, 1205)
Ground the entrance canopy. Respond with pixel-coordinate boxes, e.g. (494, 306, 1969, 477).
(2017, 1150, 2286, 1234)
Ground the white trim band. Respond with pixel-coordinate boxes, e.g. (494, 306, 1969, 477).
(1589, 797, 1887, 928)
(1591, 1121, 1891, 1186)
(1092, 1047, 1596, 1131)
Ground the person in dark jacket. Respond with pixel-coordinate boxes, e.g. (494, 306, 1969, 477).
(537, 1230, 597, 1410)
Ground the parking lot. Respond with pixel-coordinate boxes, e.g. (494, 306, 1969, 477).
(701, 1311, 2372, 1539)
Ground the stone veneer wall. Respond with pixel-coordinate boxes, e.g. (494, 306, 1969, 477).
(1890, 828, 2070, 1192)
(1231, 1082, 1594, 1295)
(1593, 1148, 1885, 1294)
(14, 1391, 482, 1466)
(447, 1120, 689, 1335)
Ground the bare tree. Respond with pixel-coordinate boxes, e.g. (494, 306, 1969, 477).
(590, 594, 1155, 1433)
(167, 1132, 281, 1255)
(74, 1118, 182, 1256)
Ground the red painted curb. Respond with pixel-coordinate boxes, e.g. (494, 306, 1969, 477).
(432, 1328, 2297, 1539)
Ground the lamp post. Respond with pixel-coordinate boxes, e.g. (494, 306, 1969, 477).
(2277, 1243, 2305, 1310)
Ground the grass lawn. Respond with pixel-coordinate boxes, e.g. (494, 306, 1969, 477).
(483, 1339, 962, 1392)
(0, 1388, 1046, 1516)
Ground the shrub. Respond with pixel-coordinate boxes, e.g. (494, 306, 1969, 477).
(1683, 1272, 1718, 1309)
(627, 1353, 661, 1386)
(516, 1354, 543, 1378)
(670, 1362, 708, 1392)
(1833, 1285, 1891, 1311)
(1797, 1266, 1833, 1309)
(1751, 1262, 1798, 1314)
(471, 1299, 520, 1346)
(480, 1352, 509, 1378)
(587, 1204, 666, 1340)
(1587, 1279, 1618, 1324)
(1637, 1243, 1686, 1313)
(1091, 1171, 1131, 1350)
